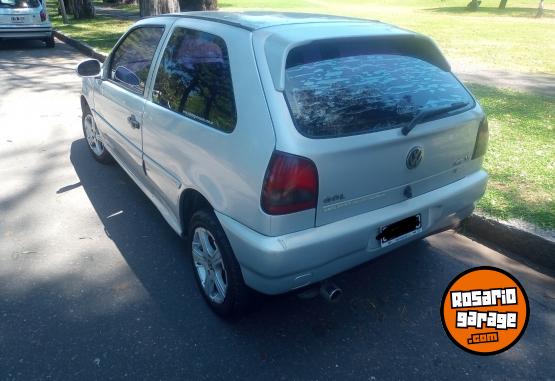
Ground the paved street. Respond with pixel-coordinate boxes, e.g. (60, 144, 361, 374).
(0, 40, 554, 380)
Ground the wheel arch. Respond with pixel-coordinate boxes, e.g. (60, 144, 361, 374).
(80, 95, 90, 114)
(179, 188, 213, 237)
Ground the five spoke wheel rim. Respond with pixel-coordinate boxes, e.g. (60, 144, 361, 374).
(84, 114, 104, 156)
(192, 227, 228, 304)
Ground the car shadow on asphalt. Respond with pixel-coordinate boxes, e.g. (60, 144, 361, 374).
(69, 138, 435, 323)
(69, 138, 552, 378)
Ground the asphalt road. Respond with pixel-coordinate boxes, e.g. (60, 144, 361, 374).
(1, 40, 554, 381)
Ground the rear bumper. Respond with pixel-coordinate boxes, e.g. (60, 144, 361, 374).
(0, 25, 52, 39)
(217, 170, 488, 295)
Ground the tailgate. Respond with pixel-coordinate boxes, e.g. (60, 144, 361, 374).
(279, 36, 484, 226)
(0, 2, 41, 25)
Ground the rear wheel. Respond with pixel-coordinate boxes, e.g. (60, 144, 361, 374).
(44, 35, 55, 48)
(187, 209, 253, 318)
(82, 108, 112, 164)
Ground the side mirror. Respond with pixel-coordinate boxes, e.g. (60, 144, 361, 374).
(114, 66, 141, 88)
(76, 59, 101, 77)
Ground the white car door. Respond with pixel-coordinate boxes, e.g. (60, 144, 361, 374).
(93, 25, 165, 175)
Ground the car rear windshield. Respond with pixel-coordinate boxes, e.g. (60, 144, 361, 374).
(284, 38, 473, 138)
(0, 0, 39, 8)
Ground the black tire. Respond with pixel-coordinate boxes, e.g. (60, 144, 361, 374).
(82, 107, 113, 164)
(45, 35, 55, 48)
(187, 209, 254, 318)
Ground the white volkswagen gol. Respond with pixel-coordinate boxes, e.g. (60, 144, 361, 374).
(0, 0, 54, 47)
(77, 12, 489, 317)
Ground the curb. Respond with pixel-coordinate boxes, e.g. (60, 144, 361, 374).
(457, 214, 555, 271)
(53, 30, 107, 62)
(56, 30, 554, 273)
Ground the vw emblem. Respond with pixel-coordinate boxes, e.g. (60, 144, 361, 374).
(406, 146, 424, 169)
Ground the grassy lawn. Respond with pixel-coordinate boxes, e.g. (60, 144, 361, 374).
(47, 0, 131, 51)
(47, 0, 555, 229)
(468, 85, 554, 229)
(48, 0, 555, 72)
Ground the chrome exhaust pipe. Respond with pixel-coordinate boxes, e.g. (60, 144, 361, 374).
(320, 281, 342, 303)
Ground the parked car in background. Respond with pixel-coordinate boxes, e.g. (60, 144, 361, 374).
(76, 12, 489, 317)
(0, 0, 53, 47)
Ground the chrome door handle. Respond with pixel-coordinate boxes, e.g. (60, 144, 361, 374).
(127, 115, 140, 129)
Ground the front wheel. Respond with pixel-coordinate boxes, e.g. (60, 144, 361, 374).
(82, 109, 112, 164)
(187, 210, 254, 318)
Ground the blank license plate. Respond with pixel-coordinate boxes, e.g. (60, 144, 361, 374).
(377, 214, 422, 248)
(11, 16, 25, 23)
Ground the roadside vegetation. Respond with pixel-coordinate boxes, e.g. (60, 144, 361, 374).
(469, 85, 554, 229)
(47, 0, 555, 229)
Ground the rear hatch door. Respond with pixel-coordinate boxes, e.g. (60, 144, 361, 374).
(281, 37, 482, 226)
(0, 0, 41, 26)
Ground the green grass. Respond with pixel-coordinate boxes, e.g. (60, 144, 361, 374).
(92, 0, 138, 11)
(220, 0, 555, 74)
(47, 0, 555, 229)
(469, 85, 555, 229)
(48, 0, 555, 70)
(47, 0, 132, 52)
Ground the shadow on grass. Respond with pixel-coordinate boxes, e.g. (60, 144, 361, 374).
(55, 16, 128, 52)
(427, 6, 554, 18)
(467, 84, 555, 229)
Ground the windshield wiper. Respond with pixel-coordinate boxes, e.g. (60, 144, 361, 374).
(401, 101, 469, 136)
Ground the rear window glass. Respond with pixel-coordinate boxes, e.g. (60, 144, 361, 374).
(284, 40, 473, 138)
(0, 0, 39, 8)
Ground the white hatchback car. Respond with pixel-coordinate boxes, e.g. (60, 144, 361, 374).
(0, 0, 53, 47)
(77, 12, 489, 317)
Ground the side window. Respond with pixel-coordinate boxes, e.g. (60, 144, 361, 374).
(110, 27, 164, 94)
(152, 27, 237, 132)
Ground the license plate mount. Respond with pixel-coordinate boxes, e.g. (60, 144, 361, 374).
(377, 214, 422, 248)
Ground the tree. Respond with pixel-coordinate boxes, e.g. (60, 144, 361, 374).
(58, 0, 69, 23)
(536, 0, 544, 17)
(140, 0, 180, 16)
(72, 0, 95, 18)
(499, 0, 508, 8)
(179, 0, 217, 11)
(466, 0, 481, 11)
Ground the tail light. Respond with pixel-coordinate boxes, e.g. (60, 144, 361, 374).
(472, 116, 489, 160)
(261, 151, 318, 215)
(40, 9, 47, 22)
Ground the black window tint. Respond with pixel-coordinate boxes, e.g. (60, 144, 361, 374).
(284, 40, 473, 138)
(152, 28, 236, 132)
(110, 27, 164, 94)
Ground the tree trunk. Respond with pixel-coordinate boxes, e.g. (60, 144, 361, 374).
(58, 0, 69, 23)
(499, 0, 508, 9)
(536, 0, 544, 17)
(140, 0, 179, 16)
(466, 0, 481, 10)
(64, 0, 74, 16)
(179, 0, 217, 11)
(73, 0, 95, 18)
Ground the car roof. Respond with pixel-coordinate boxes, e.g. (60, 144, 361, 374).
(160, 11, 385, 32)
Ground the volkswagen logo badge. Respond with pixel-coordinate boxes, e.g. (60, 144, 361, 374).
(406, 146, 424, 169)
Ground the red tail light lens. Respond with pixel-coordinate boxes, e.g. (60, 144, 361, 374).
(472, 116, 489, 160)
(40, 9, 47, 22)
(261, 151, 318, 215)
